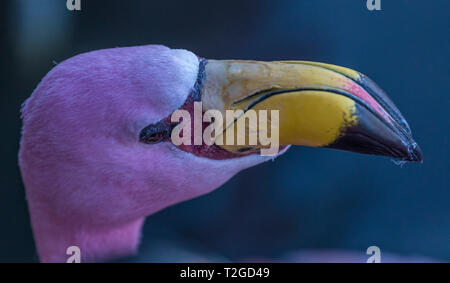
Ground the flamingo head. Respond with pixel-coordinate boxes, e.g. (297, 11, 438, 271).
(19, 45, 421, 262)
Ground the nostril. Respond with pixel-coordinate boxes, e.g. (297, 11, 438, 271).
(237, 147, 254, 153)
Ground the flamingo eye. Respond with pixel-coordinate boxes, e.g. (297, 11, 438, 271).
(139, 121, 174, 144)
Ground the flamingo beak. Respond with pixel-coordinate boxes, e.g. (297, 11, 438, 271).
(201, 60, 422, 162)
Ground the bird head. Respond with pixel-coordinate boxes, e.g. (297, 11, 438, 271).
(19, 45, 421, 262)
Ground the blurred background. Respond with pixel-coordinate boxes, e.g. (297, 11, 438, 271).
(1, 0, 449, 262)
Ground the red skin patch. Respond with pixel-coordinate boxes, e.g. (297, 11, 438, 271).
(340, 77, 392, 123)
(162, 93, 259, 160)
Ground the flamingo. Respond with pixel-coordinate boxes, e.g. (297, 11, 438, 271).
(19, 45, 422, 262)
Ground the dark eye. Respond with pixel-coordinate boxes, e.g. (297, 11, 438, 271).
(143, 132, 165, 144)
(139, 121, 173, 144)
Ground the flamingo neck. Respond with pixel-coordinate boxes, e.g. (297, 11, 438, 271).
(29, 206, 144, 262)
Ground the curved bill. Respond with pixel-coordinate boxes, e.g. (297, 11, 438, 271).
(200, 60, 422, 162)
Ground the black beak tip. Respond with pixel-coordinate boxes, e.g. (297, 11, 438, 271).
(408, 143, 423, 163)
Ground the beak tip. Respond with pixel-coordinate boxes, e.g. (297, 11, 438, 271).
(408, 143, 423, 163)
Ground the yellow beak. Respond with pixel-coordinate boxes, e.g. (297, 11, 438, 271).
(200, 60, 422, 161)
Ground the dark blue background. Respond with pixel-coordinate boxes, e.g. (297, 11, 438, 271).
(1, 0, 448, 262)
